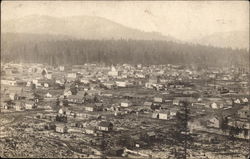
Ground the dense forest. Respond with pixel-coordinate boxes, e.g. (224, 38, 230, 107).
(1, 35, 249, 68)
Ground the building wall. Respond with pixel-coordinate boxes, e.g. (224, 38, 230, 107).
(86, 107, 94, 112)
(159, 113, 168, 120)
(99, 126, 109, 131)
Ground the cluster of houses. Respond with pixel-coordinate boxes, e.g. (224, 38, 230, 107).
(1, 62, 249, 156)
(188, 99, 250, 139)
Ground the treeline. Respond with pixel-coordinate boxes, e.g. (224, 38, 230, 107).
(1, 38, 249, 67)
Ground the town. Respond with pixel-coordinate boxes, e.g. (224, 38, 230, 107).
(0, 62, 249, 158)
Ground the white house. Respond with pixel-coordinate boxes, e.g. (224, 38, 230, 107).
(15, 102, 25, 111)
(25, 101, 36, 110)
(85, 106, 94, 112)
(46, 73, 52, 79)
(154, 97, 163, 103)
(67, 73, 77, 79)
(1, 80, 16, 86)
(45, 92, 53, 98)
(80, 79, 90, 84)
(242, 98, 248, 103)
(44, 83, 49, 88)
(116, 81, 127, 88)
(58, 108, 66, 115)
(159, 111, 169, 120)
(234, 99, 241, 104)
(9, 93, 18, 100)
(108, 66, 120, 77)
(56, 125, 67, 133)
(59, 66, 65, 71)
(120, 101, 132, 107)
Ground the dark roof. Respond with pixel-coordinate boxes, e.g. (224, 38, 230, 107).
(99, 121, 113, 127)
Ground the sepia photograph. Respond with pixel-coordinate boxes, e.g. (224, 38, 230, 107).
(0, 1, 249, 158)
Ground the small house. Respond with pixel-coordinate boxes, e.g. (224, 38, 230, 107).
(242, 97, 248, 103)
(170, 108, 178, 116)
(98, 121, 113, 132)
(144, 102, 153, 107)
(85, 127, 96, 135)
(148, 76, 159, 84)
(210, 102, 218, 109)
(116, 81, 127, 88)
(108, 66, 120, 77)
(59, 66, 65, 71)
(154, 97, 163, 103)
(120, 101, 132, 107)
(158, 111, 169, 120)
(173, 99, 180, 105)
(146, 131, 156, 141)
(58, 108, 67, 115)
(3, 104, 12, 110)
(234, 99, 241, 104)
(65, 109, 72, 116)
(45, 92, 53, 98)
(67, 72, 77, 79)
(46, 73, 52, 79)
(15, 102, 25, 111)
(25, 101, 36, 110)
(9, 93, 18, 100)
(1, 80, 16, 86)
(55, 124, 67, 133)
(152, 112, 159, 119)
(107, 148, 124, 157)
(207, 116, 222, 129)
(102, 81, 115, 89)
(68, 95, 84, 104)
(238, 106, 249, 119)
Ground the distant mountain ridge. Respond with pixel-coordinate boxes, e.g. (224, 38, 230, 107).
(2, 15, 248, 49)
(192, 31, 249, 49)
(2, 15, 178, 42)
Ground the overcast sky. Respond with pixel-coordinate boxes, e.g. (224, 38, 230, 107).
(2, 1, 249, 41)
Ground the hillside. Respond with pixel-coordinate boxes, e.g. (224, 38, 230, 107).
(2, 15, 177, 41)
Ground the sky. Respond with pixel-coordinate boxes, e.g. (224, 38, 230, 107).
(1, 1, 249, 41)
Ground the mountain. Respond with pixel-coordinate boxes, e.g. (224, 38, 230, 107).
(192, 31, 249, 49)
(2, 15, 177, 41)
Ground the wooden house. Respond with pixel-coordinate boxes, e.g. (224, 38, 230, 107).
(207, 116, 223, 129)
(238, 106, 249, 119)
(120, 101, 132, 107)
(158, 111, 170, 120)
(25, 100, 36, 110)
(154, 97, 163, 103)
(68, 95, 85, 104)
(98, 121, 113, 132)
(55, 124, 67, 133)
